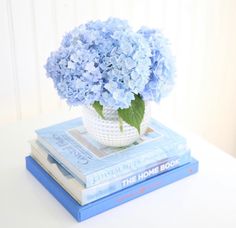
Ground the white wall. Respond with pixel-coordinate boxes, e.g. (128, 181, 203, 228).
(0, 0, 236, 156)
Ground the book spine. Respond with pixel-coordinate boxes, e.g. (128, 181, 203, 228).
(82, 152, 191, 204)
(85, 145, 190, 187)
(36, 137, 87, 185)
(80, 158, 198, 221)
(25, 155, 198, 222)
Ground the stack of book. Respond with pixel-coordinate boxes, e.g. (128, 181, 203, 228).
(25, 118, 198, 222)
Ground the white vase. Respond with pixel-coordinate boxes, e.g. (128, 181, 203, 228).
(81, 103, 151, 147)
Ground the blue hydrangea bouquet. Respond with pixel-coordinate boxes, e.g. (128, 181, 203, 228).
(45, 18, 175, 147)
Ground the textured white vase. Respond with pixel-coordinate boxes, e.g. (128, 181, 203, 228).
(82, 103, 151, 147)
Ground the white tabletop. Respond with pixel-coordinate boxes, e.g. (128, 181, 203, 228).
(1, 111, 236, 228)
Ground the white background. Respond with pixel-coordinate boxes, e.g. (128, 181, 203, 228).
(0, 0, 236, 156)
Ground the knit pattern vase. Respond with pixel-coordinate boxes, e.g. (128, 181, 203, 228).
(82, 103, 151, 147)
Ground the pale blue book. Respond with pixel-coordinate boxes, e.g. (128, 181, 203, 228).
(30, 139, 190, 205)
(26, 155, 199, 222)
(36, 118, 190, 187)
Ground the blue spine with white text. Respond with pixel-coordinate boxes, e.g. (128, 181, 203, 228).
(31, 140, 190, 205)
(36, 118, 191, 187)
(83, 154, 190, 204)
(26, 156, 199, 222)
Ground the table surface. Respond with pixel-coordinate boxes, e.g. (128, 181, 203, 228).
(1, 111, 236, 228)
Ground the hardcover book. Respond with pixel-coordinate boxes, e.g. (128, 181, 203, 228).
(30, 140, 191, 205)
(36, 118, 190, 187)
(26, 155, 198, 222)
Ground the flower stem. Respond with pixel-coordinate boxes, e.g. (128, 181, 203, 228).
(118, 115, 123, 132)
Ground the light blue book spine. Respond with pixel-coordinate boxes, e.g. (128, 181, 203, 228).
(32, 140, 191, 205)
(25, 155, 199, 222)
(82, 152, 190, 204)
(36, 118, 190, 187)
(85, 146, 190, 187)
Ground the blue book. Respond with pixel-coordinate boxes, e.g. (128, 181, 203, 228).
(36, 118, 191, 187)
(30, 139, 190, 205)
(26, 156, 198, 222)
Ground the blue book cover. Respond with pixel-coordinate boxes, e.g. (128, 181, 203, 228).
(30, 139, 191, 205)
(36, 118, 190, 187)
(26, 156, 198, 222)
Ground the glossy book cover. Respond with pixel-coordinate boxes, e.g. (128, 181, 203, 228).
(36, 118, 190, 187)
(26, 156, 199, 222)
(30, 140, 191, 205)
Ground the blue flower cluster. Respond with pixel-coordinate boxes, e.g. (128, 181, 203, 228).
(45, 18, 175, 109)
(138, 27, 175, 102)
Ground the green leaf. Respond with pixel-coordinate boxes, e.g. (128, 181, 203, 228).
(92, 101, 104, 119)
(118, 115, 124, 132)
(118, 94, 145, 134)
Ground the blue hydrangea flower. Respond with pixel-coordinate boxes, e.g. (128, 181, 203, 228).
(138, 27, 175, 102)
(45, 18, 175, 109)
(45, 18, 151, 109)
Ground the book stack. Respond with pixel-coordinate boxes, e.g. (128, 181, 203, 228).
(26, 118, 198, 222)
